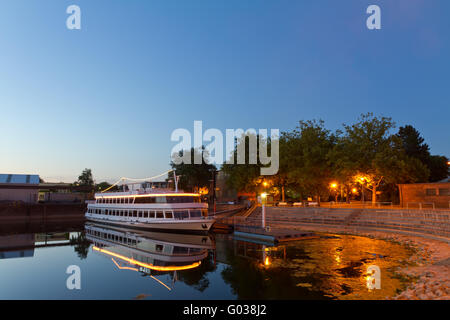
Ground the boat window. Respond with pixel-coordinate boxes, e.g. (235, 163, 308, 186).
(173, 246, 189, 254)
(190, 210, 202, 218)
(156, 211, 164, 219)
(174, 211, 189, 219)
(149, 211, 155, 218)
(156, 244, 163, 252)
(135, 197, 156, 204)
(165, 211, 173, 219)
(202, 209, 208, 217)
(138, 211, 143, 218)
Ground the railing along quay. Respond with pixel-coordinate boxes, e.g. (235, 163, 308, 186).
(235, 207, 450, 239)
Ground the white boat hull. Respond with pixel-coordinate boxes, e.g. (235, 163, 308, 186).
(85, 214, 215, 233)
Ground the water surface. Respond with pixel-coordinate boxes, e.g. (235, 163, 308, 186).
(0, 222, 414, 300)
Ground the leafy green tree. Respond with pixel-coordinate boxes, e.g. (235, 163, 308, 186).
(335, 114, 429, 204)
(77, 168, 94, 187)
(280, 120, 335, 204)
(95, 181, 119, 192)
(170, 147, 216, 193)
(428, 155, 449, 182)
(221, 133, 271, 194)
(397, 125, 431, 163)
(396, 125, 448, 182)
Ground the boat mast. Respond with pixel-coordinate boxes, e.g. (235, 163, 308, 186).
(173, 170, 179, 192)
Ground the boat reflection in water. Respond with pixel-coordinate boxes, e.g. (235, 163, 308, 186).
(85, 222, 215, 290)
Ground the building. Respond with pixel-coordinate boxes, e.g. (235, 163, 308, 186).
(0, 174, 40, 203)
(38, 182, 90, 203)
(398, 181, 450, 209)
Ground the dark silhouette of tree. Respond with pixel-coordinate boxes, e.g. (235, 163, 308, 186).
(397, 125, 448, 182)
(77, 168, 94, 187)
(170, 147, 216, 193)
(70, 232, 91, 260)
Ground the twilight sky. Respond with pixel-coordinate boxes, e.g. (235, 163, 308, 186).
(0, 0, 449, 183)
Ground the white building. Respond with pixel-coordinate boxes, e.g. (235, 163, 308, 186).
(0, 174, 40, 203)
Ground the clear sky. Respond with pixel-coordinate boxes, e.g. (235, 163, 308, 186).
(0, 0, 449, 183)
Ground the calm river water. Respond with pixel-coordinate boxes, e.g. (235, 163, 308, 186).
(0, 222, 415, 300)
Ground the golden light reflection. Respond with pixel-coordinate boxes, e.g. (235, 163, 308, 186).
(264, 256, 270, 266)
(93, 246, 202, 271)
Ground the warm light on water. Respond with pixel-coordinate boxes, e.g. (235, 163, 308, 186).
(0, 224, 415, 300)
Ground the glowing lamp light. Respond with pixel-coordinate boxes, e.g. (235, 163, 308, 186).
(261, 193, 267, 199)
(263, 181, 268, 187)
(264, 256, 270, 266)
(330, 183, 338, 189)
(352, 188, 358, 193)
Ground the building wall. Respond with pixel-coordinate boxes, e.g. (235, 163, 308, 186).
(0, 189, 38, 203)
(39, 192, 88, 203)
(398, 182, 450, 209)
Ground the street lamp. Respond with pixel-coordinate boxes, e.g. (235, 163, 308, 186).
(330, 182, 338, 202)
(357, 176, 366, 204)
(261, 193, 267, 229)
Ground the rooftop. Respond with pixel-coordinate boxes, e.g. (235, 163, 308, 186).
(0, 174, 40, 185)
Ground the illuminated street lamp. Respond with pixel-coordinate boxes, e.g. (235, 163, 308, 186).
(261, 193, 267, 229)
(330, 182, 338, 202)
(356, 176, 367, 204)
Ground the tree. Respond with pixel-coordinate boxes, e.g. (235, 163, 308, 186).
(95, 181, 119, 192)
(70, 232, 91, 260)
(221, 133, 271, 194)
(280, 120, 335, 204)
(336, 113, 429, 204)
(428, 155, 449, 182)
(397, 125, 448, 182)
(397, 125, 430, 164)
(77, 168, 94, 186)
(170, 147, 216, 193)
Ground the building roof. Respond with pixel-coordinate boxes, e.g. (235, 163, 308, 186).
(0, 174, 40, 185)
(438, 176, 450, 183)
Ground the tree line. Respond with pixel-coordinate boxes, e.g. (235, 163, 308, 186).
(222, 113, 449, 204)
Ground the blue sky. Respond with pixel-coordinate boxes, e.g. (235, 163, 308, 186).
(0, 0, 449, 183)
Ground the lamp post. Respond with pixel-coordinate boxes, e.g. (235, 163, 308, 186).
(356, 177, 367, 205)
(261, 192, 267, 229)
(330, 182, 338, 203)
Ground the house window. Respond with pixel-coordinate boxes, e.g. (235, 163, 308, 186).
(439, 188, 450, 196)
(425, 188, 437, 196)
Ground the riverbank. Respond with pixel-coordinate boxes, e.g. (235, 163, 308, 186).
(0, 202, 86, 223)
(264, 222, 450, 300)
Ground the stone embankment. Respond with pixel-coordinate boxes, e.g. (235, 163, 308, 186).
(245, 206, 450, 300)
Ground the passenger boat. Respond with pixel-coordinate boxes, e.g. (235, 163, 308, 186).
(85, 180, 215, 233)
